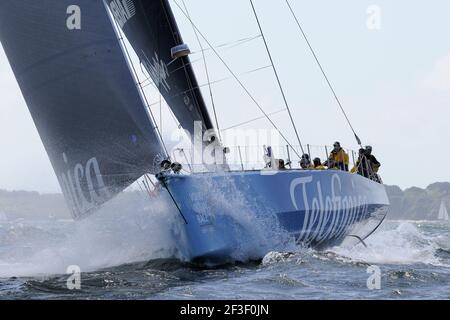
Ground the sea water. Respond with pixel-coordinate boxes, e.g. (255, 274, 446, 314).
(0, 196, 449, 299)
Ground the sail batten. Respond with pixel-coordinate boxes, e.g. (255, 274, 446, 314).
(108, 0, 214, 137)
(0, 0, 164, 219)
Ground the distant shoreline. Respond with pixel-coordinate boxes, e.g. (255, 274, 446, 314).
(1, 182, 449, 221)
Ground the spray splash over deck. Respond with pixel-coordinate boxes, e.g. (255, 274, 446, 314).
(0, 192, 179, 278)
(187, 174, 296, 262)
(0, 183, 295, 277)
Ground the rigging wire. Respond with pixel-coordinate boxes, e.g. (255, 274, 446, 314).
(285, 0, 363, 147)
(172, 0, 302, 159)
(138, 58, 187, 134)
(181, 0, 222, 141)
(134, 38, 185, 139)
(160, 179, 188, 224)
(144, 65, 273, 105)
(250, 0, 305, 155)
(159, 93, 163, 135)
(161, 2, 211, 134)
(110, 10, 169, 157)
(168, 105, 183, 129)
(190, 35, 262, 55)
(221, 108, 287, 132)
(166, 62, 272, 86)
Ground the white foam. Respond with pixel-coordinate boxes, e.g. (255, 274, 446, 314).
(187, 174, 296, 262)
(0, 176, 298, 277)
(0, 192, 178, 278)
(261, 251, 297, 266)
(330, 221, 448, 266)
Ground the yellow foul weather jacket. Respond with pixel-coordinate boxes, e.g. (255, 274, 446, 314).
(329, 149, 349, 165)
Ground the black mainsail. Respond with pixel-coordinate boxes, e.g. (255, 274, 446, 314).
(107, 0, 214, 137)
(0, 0, 165, 219)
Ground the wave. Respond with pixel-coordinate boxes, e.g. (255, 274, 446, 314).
(259, 221, 450, 269)
(0, 181, 295, 278)
(2, 190, 449, 279)
(329, 221, 450, 266)
(0, 192, 179, 278)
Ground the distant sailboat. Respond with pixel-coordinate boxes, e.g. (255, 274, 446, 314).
(0, 211, 8, 222)
(438, 201, 449, 221)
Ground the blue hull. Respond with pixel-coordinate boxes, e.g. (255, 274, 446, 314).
(162, 170, 389, 263)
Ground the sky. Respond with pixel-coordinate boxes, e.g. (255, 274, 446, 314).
(0, 0, 449, 193)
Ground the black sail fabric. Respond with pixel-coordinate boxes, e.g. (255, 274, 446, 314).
(0, 0, 165, 219)
(107, 0, 214, 137)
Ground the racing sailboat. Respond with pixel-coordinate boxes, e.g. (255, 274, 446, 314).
(0, 0, 389, 263)
(0, 211, 7, 223)
(438, 201, 449, 221)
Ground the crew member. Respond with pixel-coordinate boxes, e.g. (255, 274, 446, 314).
(313, 157, 326, 170)
(300, 154, 313, 169)
(328, 142, 349, 171)
(365, 146, 381, 173)
(351, 148, 370, 178)
(277, 159, 287, 170)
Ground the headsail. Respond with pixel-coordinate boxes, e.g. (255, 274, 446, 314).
(0, 0, 165, 219)
(107, 0, 214, 137)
